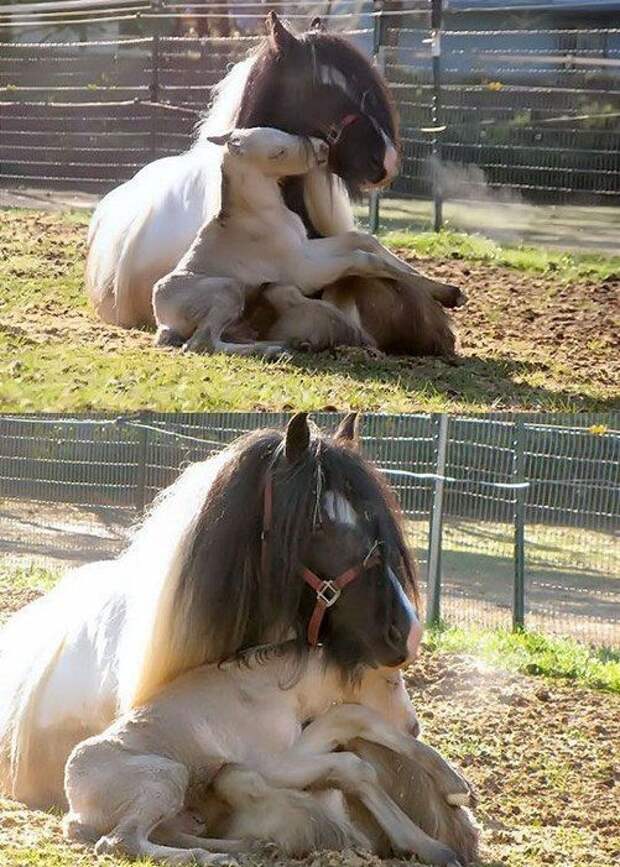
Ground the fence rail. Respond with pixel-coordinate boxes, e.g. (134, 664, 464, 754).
(1, 0, 620, 233)
(0, 411, 618, 648)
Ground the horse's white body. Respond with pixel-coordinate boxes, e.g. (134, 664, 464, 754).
(0, 450, 230, 806)
(86, 55, 355, 328)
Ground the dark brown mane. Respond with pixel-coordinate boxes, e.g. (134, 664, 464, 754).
(236, 29, 398, 144)
(175, 422, 417, 671)
(233, 20, 399, 223)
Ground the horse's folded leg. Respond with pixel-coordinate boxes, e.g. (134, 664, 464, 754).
(396, 271, 466, 309)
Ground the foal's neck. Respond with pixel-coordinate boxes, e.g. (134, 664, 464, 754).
(293, 651, 362, 720)
(221, 158, 302, 230)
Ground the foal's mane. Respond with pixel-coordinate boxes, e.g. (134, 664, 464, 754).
(129, 423, 416, 707)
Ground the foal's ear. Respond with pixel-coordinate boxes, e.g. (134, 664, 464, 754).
(285, 412, 311, 463)
(205, 132, 233, 147)
(310, 16, 326, 32)
(334, 412, 360, 449)
(267, 11, 299, 53)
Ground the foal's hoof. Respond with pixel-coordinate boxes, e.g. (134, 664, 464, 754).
(182, 336, 215, 354)
(191, 851, 239, 866)
(155, 326, 186, 348)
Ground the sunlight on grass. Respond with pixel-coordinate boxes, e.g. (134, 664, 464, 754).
(383, 229, 620, 281)
(424, 625, 620, 693)
(0, 561, 61, 593)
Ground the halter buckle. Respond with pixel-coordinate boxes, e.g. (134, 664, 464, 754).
(317, 580, 341, 607)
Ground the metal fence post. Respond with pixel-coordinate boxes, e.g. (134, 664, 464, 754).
(369, 0, 385, 234)
(512, 419, 526, 630)
(149, 0, 162, 160)
(431, 0, 443, 232)
(426, 412, 449, 626)
(134, 411, 150, 514)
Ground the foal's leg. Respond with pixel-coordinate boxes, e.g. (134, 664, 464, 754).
(315, 233, 466, 308)
(263, 284, 374, 350)
(65, 739, 237, 866)
(292, 236, 424, 294)
(252, 751, 460, 866)
(296, 703, 471, 806)
(153, 272, 284, 357)
(295, 234, 465, 307)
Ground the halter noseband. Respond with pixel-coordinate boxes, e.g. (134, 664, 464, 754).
(261, 468, 380, 647)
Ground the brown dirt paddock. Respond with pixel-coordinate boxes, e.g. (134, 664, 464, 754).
(0, 584, 618, 867)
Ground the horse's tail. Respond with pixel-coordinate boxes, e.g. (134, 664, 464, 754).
(0, 578, 76, 805)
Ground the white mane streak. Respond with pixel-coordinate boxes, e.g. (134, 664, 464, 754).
(323, 491, 357, 526)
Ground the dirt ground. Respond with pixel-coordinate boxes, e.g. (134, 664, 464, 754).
(0, 583, 618, 867)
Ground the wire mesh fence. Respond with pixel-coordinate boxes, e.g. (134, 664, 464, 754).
(1, 0, 619, 242)
(0, 410, 617, 648)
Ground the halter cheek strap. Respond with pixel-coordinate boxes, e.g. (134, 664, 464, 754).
(260, 468, 381, 648)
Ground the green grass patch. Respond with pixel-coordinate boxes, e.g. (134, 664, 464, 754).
(383, 229, 620, 281)
(424, 624, 620, 693)
(0, 561, 61, 594)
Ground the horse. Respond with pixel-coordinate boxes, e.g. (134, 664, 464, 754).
(0, 412, 422, 809)
(85, 13, 462, 356)
(64, 645, 478, 866)
(153, 127, 450, 356)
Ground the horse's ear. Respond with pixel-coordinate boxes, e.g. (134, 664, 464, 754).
(267, 11, 299, 53)
(206, 132, 233, 146)
(310, 16, 326, 32)
(334, 412, 360, 449)
(285, 412, 311, 463)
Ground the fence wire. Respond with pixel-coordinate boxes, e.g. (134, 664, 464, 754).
(1, 0, 619, 236)
(0, 411, 617, 648)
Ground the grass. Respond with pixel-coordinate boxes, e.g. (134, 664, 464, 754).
(0, 560, 60, 594)
(1, 208, 618, 414)
(424, 624, 620, 693)
(384, 229, 620, 281)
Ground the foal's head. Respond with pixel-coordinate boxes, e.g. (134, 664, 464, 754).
(236, 13, 399, 193)
(207, 127, 329, 179)
(178, 413, 421, 677)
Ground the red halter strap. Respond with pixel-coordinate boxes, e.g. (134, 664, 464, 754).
(260, 468, 381, 648)
(325, 113, 360, 146)
(301, 550, 380, 647)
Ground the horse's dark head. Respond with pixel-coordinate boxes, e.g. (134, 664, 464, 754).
(236, 12, 399, 194)
(179, 412, 421, 677)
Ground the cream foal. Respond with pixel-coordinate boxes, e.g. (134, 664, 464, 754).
(64, 649, 475, 867)
(152, 127, 445, 355)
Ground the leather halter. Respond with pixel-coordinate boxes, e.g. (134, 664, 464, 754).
(261, 468, 381, 647)
(324, 113, 360, 146)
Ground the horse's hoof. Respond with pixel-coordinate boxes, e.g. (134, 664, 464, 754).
(439, 285, 467, 309)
